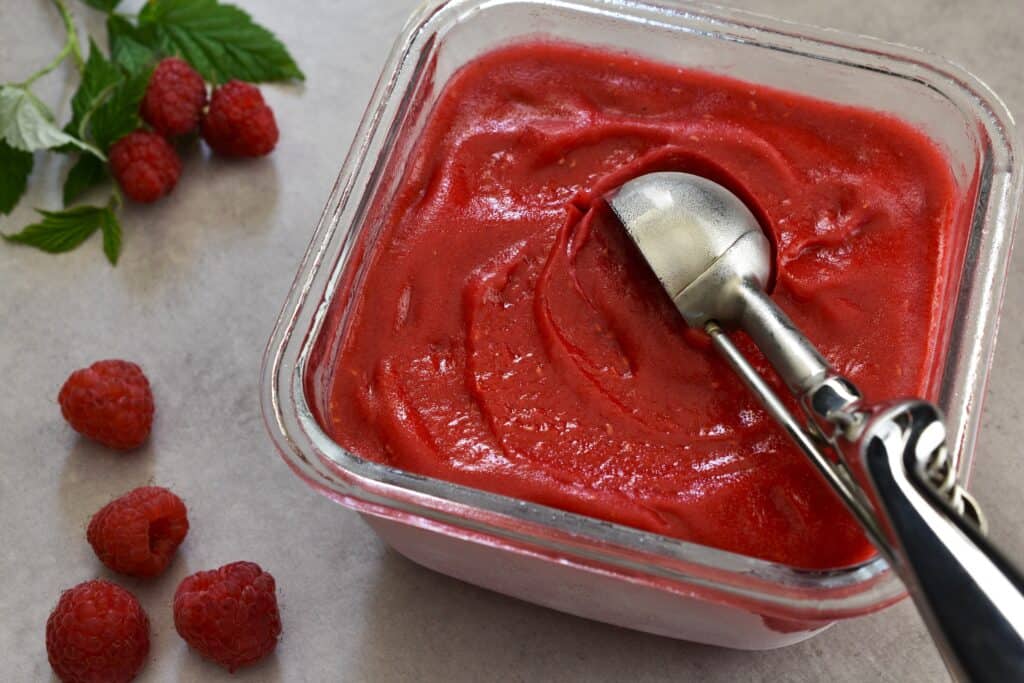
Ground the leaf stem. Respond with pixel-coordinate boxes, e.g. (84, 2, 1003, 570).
(56, 0, 85, 70)
(18, 0, 83, 87)
(109, 187, 123, 213)
(76, 81, 120, 141)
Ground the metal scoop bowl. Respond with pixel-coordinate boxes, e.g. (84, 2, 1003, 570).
(607, 171, 1024, 682)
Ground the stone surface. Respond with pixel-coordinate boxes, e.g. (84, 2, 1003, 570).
(1, 0, 1021, 681)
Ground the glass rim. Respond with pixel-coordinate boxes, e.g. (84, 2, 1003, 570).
(261, 0, 1021, 620)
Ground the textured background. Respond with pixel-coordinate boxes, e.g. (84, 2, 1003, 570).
(2, 0, 1021, 680)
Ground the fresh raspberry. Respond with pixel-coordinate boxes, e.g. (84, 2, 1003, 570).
(201, 81, 278, 157)
(140, 57, 207, 137)
(87, 486, 189, 577)
(58, 359, 154, 450)
(173, 562, 282, 671)
(46, 580, 150, 683)
(108, 130, 182, 203)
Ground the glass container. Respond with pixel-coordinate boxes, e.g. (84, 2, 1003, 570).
(261, 0, 1021, 649)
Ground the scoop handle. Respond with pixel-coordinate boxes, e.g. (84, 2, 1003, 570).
(854, 401, 1024, 682)
(703, 275, 1024, 679)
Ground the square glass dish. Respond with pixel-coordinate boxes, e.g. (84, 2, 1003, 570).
(261, 0, 1021, 649)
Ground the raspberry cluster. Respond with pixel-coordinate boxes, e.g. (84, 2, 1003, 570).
(48, 360, 282, 682)
(110, 57, 279, 203)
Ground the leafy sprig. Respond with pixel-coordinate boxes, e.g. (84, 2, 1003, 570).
(136, 0, 304, 84)
(4, 201, 122, 264)
(0, 0, 94, 220)
(1, 0, 302, 265)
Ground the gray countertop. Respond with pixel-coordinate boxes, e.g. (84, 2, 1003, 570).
(2, 0, 1022, 680)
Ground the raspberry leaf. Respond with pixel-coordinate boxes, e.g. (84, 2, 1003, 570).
(90, 65, 152, 151)
(64, 39, 122, 145)
(99, 205, 122, 264)
(137, 0, 304, 83)
(3, 205, 114, 256)
(0, 141, 33, 215)
(113, 37, 157, 74)
(63, 153, 109, 206)
(107, 14, 157, 73)
(81, 0, 122, 11)
(0, 86, 99, 155)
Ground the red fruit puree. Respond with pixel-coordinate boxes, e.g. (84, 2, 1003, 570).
(311, 42, 969, 568)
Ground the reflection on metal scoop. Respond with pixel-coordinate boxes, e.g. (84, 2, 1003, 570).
(607, 172, 827, 394)
(606, 171, 1024, 683)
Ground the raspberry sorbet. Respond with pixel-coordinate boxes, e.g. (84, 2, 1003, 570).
(309, 42, 970, 569)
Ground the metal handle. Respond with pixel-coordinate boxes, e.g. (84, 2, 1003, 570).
(706, 323, 1024, 681)
(705, 323, 888, 550)
(731, 281, 829, 395)
(851, 401, 1024, 682)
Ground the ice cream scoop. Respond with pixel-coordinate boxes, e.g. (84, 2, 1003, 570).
(607, 171, 1024, 682)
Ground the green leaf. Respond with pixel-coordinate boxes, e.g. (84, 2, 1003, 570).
(64, 39, 122, 144)
(137, 0, 304, 83)
(60, 37, 152, 154)
(99, 206, 122, 264)
(107, 14, 157, 73)
(107, 14, 143, 54)
(3, 206, 110, 254)
(0, 86, 98, 154)
(0, 141, 33, 215)
(113, 36, 157, 74)
(63, 154, 109, 206)
(81, 0, 122, 11)
(90, 65, 152, 150)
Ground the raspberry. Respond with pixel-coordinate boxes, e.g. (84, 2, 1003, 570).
(87, 486, 189, 577)
(140, 57, 207, 137)
(108, 130, 182, 203)
(58, 359, 154, 450)
(173, 562, 281, 671)
(46, 580, 150, 683)
(201, 81, 278, 157)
